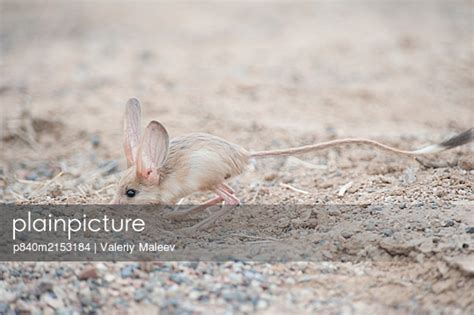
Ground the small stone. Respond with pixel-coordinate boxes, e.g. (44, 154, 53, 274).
(285, 277, 296, 285)
(170, 273, 188, 285)
(365, 220, 376, 231)
(95, 262, 108, 271)
(0, 289, 17, 303)
(239, 304, 253, 313)
(55, 308, 74, 315)
(120, 264, 136, 278)
(228, 272, 242, 283)
(0, 303, 9, 314)
(78, 267, 98, 280)
(322, 250, 333, 259)
(181, 262, 199, 269)
(328, 209, 341, 216)
(341, 231, 352, 239)
(383, 228, 394, 237)
(399, 203, 406, 209)
(91, 134, 100, 147)
(466, 227, 474, 234)
(442, 220, 455, 227)
(402, 168, 416, 184)
(43, 307, 54, 315)
(189, 290, 201, 300)
(293, 262, 308, 272)
(133, 288, 148, 302)
(256, 299, 268, 310)
(43, 295, 64, 309)
(264, 172, 277, 181)
(222, 290, 247, 302)
(37, 281, 53, 294)
(26, 172, 38, 181)
(436, 190, 446, 197)
(458, 156, 474, 171)
(55, 268, 65, 277)
(78, 287, 92, 305)
(16, 299, 31, 315)
(104, 273, 115, 282)
(244, 270, 264, 282)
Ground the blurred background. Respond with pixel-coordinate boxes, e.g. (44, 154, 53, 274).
(1, 0, 473, 199)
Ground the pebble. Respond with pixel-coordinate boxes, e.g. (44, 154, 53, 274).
(96, 263, 108, 272)
(56, 308, 74, 315)
(256, 299, 269, 310)
(36, 281, 53, 294)
(133, 288, 148, 302)
(78, 287, 92, 305)
(181, 262, 199, 269)
(244, 270, 265, 282)
(43, 294, 64, 309)
(0, 303, 9, 314)
(458, 156, 474, 170)
(55, 268, 65, 277)
(442, 220, 455, 227)
(104, 273, 115, 282)
(91, 134, 100, 147)
(284, 277, 296, 285)
(26, 172, 38, 181)
(402, 168, 417, 184)
(264, 172, 278, 181)
(1, 289, 17, 303)
(382, 229, 394, 237)
(228, 272, 242, 283)
(188, 290, 201, 300)
(120, 264, 136, 278)
(78, 267, 98, 280)
(222, 289, 247, 302)
(43, 306, 54, 315)
(239, 304, 253, 312)
(365, 220, 376, 231)
(16, 299, 32, 315)
(341, 231, 353, 239)
(466, 227, 474, 234)
(170, 273, 189, 285)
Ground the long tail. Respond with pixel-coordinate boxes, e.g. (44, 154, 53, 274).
(250, 128, 473, 159)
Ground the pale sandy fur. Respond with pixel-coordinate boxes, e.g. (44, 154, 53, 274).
(116, 133, 249, 204)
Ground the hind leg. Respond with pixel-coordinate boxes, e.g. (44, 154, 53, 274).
(164, 196, 223, 220)
(167, 183, 239, 220)
(215, 184, 240, 205)
(176, 184, 240, 232)
(220, 183, 235, 195)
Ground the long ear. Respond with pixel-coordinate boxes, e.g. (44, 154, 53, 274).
(136, 121, 170, 184)
(123, 98, 141, 167)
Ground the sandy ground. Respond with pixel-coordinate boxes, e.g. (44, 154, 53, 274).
(1, 1, 473, 314)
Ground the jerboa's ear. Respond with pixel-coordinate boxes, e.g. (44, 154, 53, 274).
(123, 98, 141, 167)
(136, 121, 170, 184)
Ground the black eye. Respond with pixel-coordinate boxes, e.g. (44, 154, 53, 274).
(126, 189, 137, 198)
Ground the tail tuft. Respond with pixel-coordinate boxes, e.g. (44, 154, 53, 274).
(439, 128, 473, 150)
